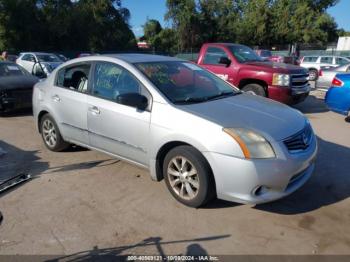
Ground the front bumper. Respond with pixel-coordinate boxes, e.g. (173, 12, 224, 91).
(203, 135, 317, 204)
(268, 84, 310, 105)
(0, 90, 33, 112)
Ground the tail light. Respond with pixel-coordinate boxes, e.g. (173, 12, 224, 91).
(319, 69, 323, 76)
(332, 77, 343, 87)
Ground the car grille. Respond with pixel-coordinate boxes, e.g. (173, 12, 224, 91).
(12, 89, 33, 104)
(291, 74, 310, 93)
(283, 124, 313, 153)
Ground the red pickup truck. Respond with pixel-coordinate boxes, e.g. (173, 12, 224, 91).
(197, 43, 310, 104)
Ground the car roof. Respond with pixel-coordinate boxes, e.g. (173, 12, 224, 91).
(104, 53, 184, 63)
(20, 52, 55, 56)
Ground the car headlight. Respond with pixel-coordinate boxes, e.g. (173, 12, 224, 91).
(272, 73, 290, 87)
(223, 128, 275, 159)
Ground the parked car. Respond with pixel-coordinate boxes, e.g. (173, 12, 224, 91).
(317, 64, 350, 89)
(33, 54, 317, 207)
(6, 54, 18, 63)
(300, 55, 350, 81)
(55, 53, 69, 62)
(0, 61, 39, 112)
(197, 43, 310, 104)
(325, 74, 350, 118)
(255, 49, 300, 65)
(16, 52, 64, 77)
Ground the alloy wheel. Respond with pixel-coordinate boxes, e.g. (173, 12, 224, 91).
(42, 119, 57, 148)
(167, 156, 200, 200)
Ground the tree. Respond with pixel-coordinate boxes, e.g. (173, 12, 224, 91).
(165, 0, 201, 50)
(236, 0, 272, 46)
(152, 28, 178, 53)
(0, 0, 136, 52)
(143, 19, 162, 40)
(164, 0, 340, 49)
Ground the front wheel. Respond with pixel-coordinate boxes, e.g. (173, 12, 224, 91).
(163, 146, 215, 207)
(242, 83, 266, 97)
(40, 114, 69, 152)
(308, 69, 318, 81)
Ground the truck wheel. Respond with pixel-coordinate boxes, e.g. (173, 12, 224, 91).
(40, 114, 69, 152)
(163, 145, 215, 207)
(308, 69, 318, 81)
(242, 84, 266, 97)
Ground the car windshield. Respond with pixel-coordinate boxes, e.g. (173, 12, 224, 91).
(228, 45, 264, 63)
(135, 61, 240, 104)
(37, 54, 62, 62)
(0, 63, 27, 77)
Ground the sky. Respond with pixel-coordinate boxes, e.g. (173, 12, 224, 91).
(123, 0, 350, 37)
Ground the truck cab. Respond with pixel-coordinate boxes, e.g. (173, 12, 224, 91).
(197, 43, 310, 104)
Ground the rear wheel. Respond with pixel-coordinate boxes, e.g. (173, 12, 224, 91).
(163, 146, 215, 207)
(40, 114, 69, 152)
(308, 69, 318, 81)
(242, 83, 266, 97)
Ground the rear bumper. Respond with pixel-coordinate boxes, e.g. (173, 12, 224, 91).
(325, 87, 350, 116)
(268, 84, 310, 104)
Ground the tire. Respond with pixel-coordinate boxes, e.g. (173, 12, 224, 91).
(242, 83, 266, 97)
(163, 145, 215, 207)
(40, 114, 69, 152)
(308, 69, 318, 81)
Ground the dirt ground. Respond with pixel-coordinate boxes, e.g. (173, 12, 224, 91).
(0, 89, 349, 257)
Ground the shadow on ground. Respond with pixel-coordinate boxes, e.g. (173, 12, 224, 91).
(256, 136, 350, 214)
(0, 108, 33, 117)
(46, 235, 230, 261)
(293, 93, 329, 114)
(0, 140, 117, 197)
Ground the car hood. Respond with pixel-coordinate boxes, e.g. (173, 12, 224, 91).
(244, 61, 307, 74)
(0, 75, 39, 91)
(179, 94, 306, 141)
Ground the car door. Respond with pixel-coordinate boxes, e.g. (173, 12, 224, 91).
(200, 46, 238, 85)
(18, 54, 36, 73)
(87, 61, 151, 165)
(320, 56, 334, 67)
(50, 62, 92, 145)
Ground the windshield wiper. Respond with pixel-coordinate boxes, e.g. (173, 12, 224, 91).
(174, 91, 241, 104)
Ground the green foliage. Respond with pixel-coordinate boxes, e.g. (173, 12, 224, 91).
(163, 0, 341, 49)
(0, 0, 136, 52)
(143, 19, 162, 40)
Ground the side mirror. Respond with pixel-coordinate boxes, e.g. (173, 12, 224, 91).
(116, 93, 148, 110)
(32, 64, 47, 78)
(219, 57, 231, 67)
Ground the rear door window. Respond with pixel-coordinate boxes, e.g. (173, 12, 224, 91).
(303, 56, 318, 62)
(320, 57, 333, 64)
(22, 54, 35, 61)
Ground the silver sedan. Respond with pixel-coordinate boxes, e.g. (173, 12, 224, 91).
(32, 54, 317, 207)
(317, 64, 350, 89)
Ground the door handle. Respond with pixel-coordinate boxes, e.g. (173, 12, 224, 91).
(89, 106, 100, 115)
(52, 95, 60, 102)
